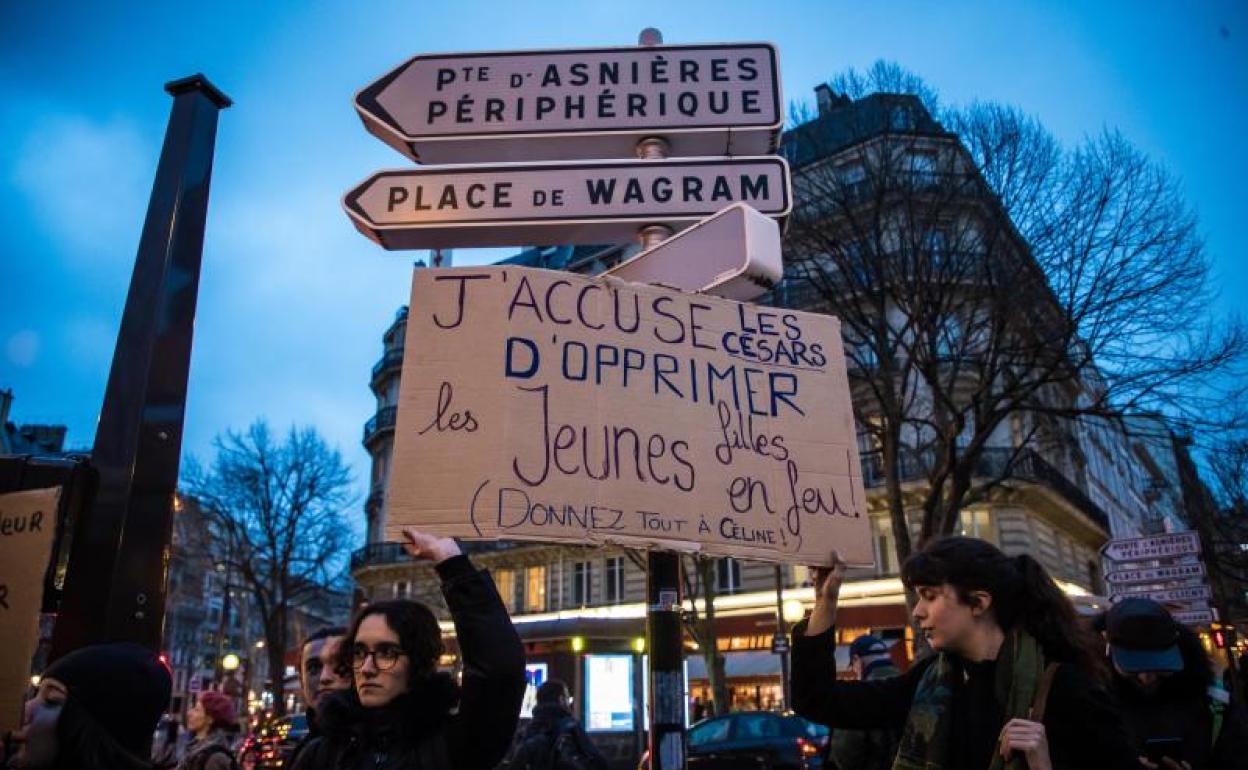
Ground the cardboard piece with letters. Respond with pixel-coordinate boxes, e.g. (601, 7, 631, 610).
(0, 486, 62, 734)
(385, 266, 871, 567)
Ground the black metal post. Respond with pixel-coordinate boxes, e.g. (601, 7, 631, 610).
(51, 75, 230, 658)
(774, 565, 792, 710)
(647, 551, 685, 770)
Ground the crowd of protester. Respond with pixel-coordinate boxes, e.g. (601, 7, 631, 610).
(5, 531, 1247, 769)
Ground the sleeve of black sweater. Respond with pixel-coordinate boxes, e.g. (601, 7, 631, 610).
(789, 620, 924, 729)
(438, 554, 527, 770)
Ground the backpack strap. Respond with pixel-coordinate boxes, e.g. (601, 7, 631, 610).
(1027, 663, 1061, 723)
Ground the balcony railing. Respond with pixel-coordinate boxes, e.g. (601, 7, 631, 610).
(371, 347, 405, 386)
(362, 406, 397, 447)
(350, 542, 414, 572)
(859, 446, 1109, 531)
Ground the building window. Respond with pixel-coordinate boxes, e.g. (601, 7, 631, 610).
(716, 558, 741, 595)
(605, 557, 625, 604)
(573, 561, 593, 606)
(495, 569, 516, 612)
(393, 581, 409, 599)
(958, 509, 995, 544)
(525, 566, 547, 613)
(874, 515, 896, 575)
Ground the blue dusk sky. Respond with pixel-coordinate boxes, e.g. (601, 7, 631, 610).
(1, 1, 1244, 539)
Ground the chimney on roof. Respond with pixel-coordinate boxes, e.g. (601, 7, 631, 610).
(815, 84, 835, 116)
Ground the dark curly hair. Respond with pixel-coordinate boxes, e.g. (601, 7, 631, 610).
(902, 536, 1105, 676)
(337, 599, 445, 682)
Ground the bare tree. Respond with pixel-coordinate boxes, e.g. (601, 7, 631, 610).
(779, 62, 1244, 574)
(680, 555, 730, 716)
(184, 420, 354, 715)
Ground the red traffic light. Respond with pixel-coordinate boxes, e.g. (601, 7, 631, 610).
(1213, 630, 1227, 649)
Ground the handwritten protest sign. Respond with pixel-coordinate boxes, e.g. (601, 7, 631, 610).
(387, 266, 871, 566)
(0, 487, 61, 734)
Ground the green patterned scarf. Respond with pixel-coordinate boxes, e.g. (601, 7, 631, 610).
(891, 629, 1046, 770)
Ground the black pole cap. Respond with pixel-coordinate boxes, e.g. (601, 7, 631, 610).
(164, 73, 232, 108)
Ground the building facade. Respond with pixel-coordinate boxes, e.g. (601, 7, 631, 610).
(350, 86, 1193, 767)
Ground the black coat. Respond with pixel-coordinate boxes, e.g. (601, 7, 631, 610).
(291, 555, 526, 770)
(508, 703, 608, 770)
(1110, 661, 1248, 769)
(791, 622, 1140, 770)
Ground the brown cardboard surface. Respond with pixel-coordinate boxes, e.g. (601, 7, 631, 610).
(0, 487, 61, 734)
(386, 266, 871, 567)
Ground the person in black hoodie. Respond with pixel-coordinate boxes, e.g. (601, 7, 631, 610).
(291, 528, 526, 770)
(504, 680, 607, 770)
(1098, 597, 1248, 770)
(791, 536, 1141, 770)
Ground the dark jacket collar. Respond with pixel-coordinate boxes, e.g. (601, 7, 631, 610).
(317, 672, 460, 745)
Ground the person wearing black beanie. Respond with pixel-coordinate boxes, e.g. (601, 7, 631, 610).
(9, 642, 172, 770)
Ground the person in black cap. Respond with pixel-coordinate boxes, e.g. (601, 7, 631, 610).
(1099, 597, 1248, 769)
(823, 634, 903, 770)
(8, 642, 172, 770)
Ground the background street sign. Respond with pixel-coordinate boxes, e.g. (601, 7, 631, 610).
(1101, 531, 1201, 562)
(1109, 584, 1213, 604)
(604, 203, 782, 301)
(1171, 609, 1215, 626)
(1105, 562, 1206, 586)
(344, 157, 791, 249)
(355, 43, 782, 163)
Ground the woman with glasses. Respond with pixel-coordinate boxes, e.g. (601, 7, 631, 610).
(291, 528, 526, 770)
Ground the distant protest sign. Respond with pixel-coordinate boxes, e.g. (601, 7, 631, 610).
(0, 487, 61, 734)
(386, 266, 871, 566)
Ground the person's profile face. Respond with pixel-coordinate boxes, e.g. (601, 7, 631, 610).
(11, 678, 67, 769)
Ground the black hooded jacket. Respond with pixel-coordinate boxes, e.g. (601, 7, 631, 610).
(1108, 626, 1248, 770)
(290, 555, 526, 770)
(507, 702, 608, 770)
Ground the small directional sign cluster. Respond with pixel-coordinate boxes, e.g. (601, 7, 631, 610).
(344, 42, 792, 249)
(1101, 531, 1214, 626)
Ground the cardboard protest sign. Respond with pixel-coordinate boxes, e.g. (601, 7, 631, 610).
(387, 266, 870, 566)
(0, 486, 61, 734)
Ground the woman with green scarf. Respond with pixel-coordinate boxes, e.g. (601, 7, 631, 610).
(792, 536, 1142, 770)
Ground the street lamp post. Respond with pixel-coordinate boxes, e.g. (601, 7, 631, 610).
(773, 566, 807, 711)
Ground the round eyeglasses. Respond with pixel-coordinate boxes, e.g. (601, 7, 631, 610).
(351, 643, 407, 671)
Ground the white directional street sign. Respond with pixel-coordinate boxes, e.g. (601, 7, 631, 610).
(355, 43, 782, 163)
(604, 203, 782, 301)
(1171, 609, 1215, 626)
(1110, 584, 1213, 604)
(1105, 562, 1206, 586)
(343, 157, 791, 249)
(1101, 531, 1201, 562)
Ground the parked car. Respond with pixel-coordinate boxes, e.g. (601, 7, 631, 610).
(638, 712, 829, 770)
(238, 713, 308, 770)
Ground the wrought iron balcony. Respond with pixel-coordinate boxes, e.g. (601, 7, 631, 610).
(350, 541, 414, 572)
(362, 406, 397, 447)
(370, 347, 405, 389)
(859, 446, 1109, 532)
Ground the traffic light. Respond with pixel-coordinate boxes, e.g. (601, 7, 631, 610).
(1213, 628, 1227, 649)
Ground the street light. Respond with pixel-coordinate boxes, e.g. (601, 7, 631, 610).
(782, 599, 806, 624)
(221, 653, 241, 672)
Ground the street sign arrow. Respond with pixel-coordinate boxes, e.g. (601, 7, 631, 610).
(1100, 531, 1201, 562)
(355, 43, 782, 163)
(343, 157, 791, 249)
(1109, 584, 1213, 604)
(1104, 562, 1206, 586)
(604, 203, 782, 301)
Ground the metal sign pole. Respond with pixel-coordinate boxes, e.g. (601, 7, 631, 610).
(52, 75, 230, 657)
